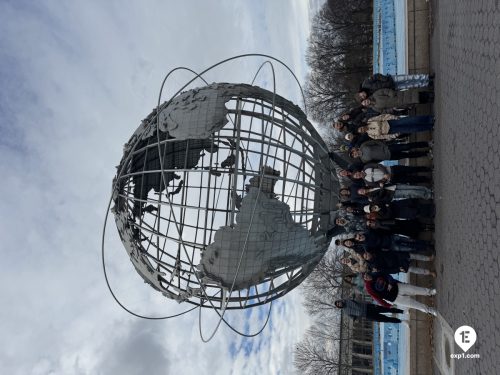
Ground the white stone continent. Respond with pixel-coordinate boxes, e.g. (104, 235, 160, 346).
(158, 83, 229, 139)
(198, 187, 321, 289)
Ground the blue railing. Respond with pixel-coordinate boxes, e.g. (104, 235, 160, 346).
(373, 0, 403, 74)
(373, 323, 382, 375)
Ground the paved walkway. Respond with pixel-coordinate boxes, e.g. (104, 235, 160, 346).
(430, 0, 500, 373)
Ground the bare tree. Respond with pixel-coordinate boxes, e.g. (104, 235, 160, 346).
(307, 319, 354, 343)
(300, 247, 355, 318)
(305, 0, 373, 123)
(294, 334, 352, 375)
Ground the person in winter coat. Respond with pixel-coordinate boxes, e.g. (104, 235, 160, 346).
(351, 163, 431, 186)
(364, 200, 435, 220)
(338, 106, 381, 130)
(365, 218, 432, 238)
(334, 299, 404, 323)
(334, 215, 367, 233)
(355, 230, 434, 253)
(334, 106, 377, 133)
(359, 74, 396, 95)
(337, 201, 366, 215)
(338, 163, 365, 182)
(343, 274, 366, 296)
(389, 73, 433, 90)
(349, 140, 430, 163)
(362, 250, 435, 276)
(336, 238, 367, 255)
(363, 273, 437, 315)
(338, 204, 365, 219)
(357, 184, 433, 202)
(339, 185, 370, 205)
(359, 88, 434, 113)
(340, 254, 368, 273)
(356, 114, 434, 140)
(333, 120, 360, 134)
(360, 73, 433, 95)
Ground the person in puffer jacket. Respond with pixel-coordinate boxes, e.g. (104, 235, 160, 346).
(360, 73, 433, 96)
(355, 114, 434, 140)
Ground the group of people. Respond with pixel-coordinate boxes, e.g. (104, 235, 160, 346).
(329, 73, 439, 323)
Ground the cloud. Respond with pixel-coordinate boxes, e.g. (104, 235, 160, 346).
(0, 1, 318, 374)
(95, 321, 170, 375)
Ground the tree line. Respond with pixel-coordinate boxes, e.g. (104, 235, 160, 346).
(294, 247, 357, 374)
(294, 2, 374, 373)
(305, 0, 373, 125)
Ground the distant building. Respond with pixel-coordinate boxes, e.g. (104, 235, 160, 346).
(336, 289, 401, 374)
(370, 322, 401, 375)
(337, 292, 378, 375)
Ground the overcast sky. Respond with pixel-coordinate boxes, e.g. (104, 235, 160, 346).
(0, 1, 326, 374)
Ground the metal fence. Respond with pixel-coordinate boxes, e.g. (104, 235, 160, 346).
(373, 0, 398, 74)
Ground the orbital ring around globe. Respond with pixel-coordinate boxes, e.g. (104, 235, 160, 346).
(102, 60, 282, 339)
(102, 54, 341, 340)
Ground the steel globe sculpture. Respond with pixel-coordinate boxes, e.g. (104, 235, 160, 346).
(110, 79, 340, 315)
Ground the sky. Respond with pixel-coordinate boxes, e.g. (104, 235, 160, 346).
(0, 1, 326, 374)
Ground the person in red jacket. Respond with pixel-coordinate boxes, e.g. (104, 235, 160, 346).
(363, 273, 437, 316)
